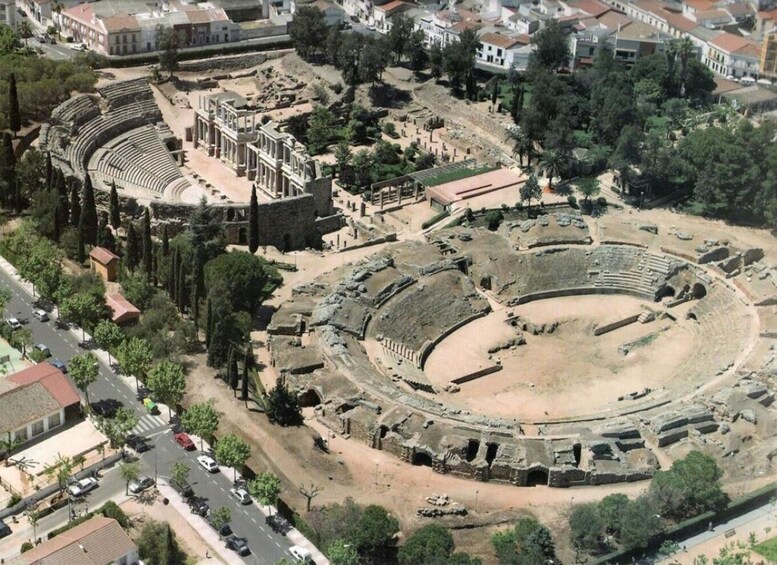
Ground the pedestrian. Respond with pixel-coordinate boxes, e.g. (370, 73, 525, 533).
(206, 550, 211, 559)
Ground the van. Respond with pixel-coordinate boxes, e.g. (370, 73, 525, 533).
(740, 76, 756, 85)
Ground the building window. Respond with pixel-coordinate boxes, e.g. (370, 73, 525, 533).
(31, 420, 44, 437)
(49, 412, 61, 429)
(14, 428, 27, 443)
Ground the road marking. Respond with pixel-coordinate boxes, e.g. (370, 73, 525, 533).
(267, 534, 273, 540)
(251, 517, 257, 523)
(276, 542, 281, 548)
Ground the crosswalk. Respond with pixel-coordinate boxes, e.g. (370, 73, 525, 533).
(132, 414, 166, 435)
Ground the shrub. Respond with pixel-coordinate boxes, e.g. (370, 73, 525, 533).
(332, 82, 343, 94)
(383, 122, 398, 138)
(597, 196, 608, 207)
(100, 500, 130, 529)
(6, 493, 21, 508)
(567, 195, 578, 208)
(485, 210, 504, 231)
(421, 210, 450, 229)
(21, 542, 33, 553)
(514, 202, 523, 211)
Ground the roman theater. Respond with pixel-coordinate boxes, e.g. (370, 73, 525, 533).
(268, 214, 776, 488)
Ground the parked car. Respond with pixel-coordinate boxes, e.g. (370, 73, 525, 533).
(197, 455, 219, 473)
(172, 480, 194, 499)
(225, 535, 250, 556)
(289, 545, 313, 563)
(229, 487, 251, 505)
(0, 519, 11, 539)
(6, 318, 21, 330)
(32, 309, 49, 322)
(67, 477, 98, 497)
(128, 476, 155, 494)
(208, 516, 231, 537)
(33, 343, 51, 358)
(188, 496, 209, 516)
(125, 434, 149, 453)
(174, 432, 195, 450)
(91, 399, 122, 418)
(49, 358, 68, 373)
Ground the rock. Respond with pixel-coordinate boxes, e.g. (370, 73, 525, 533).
(458, 232, 472, 242)
(676, 232, 693, 241)
(719, 422, 730, 435)
(639, 224, 658, 234)
(743, 248, 764, 266)
(739, 409, 757, 424)
(698, 246, 729, 264)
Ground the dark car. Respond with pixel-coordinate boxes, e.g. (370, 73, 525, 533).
(49, 358, 68, 373)
(0, 519, 11, 539)
(225, 535, 250, 556)
(188, 496, 209, 516)
(91, 399, 122, 418)
(125, 434, 149, 453)
(208, 517, 232, 537)
(172, 479, 194, 499)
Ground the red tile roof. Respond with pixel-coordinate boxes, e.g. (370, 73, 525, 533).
(106, 293, 141, 324)
(375, 0, 411, 14)
(480, 32, 523, 49)
(568, 0, 611, 17)
(685, 0, 716, 11)
(709, 32, 757, 53)
(8, 363, 80, 408)
(89, 246, 120, 266)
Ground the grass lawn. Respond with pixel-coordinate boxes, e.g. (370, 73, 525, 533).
(423, 165, 496, 187)
(753, 536, 777, 561)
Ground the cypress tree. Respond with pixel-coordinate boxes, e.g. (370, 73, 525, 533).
(228, 347, 238, 395)
(205, 298, 213, 349)
(57, 172, 69, 228)
(241, 348, 251, 401)
(248, 185, 259, 254)
(11, 174, 20, 214)
(45, 152, 52, 189)
(162, 225, 169, 256)
(53, 202, 62, 242)
(192, 280, 200, 327)
(194, 248, 205, 303)
(151, 245, 158, 286)
(491, 77, 499, 106)
(510, 88, 520, 123)
(69, 182, 81, 228)
(97, 213, 108, 248)
(207, 321, 228, 368)
(171, 247, 180, 301)
(126, 222, 140, 271)
(168, 246, 177, 298)
(8, 74, 20, 136)
(109, 182, 121, 229)
(3, 132, 15, 171)
(142, 207, 153, 276)
(77, 222, 86, 263)
(177, 259, 187, 312)
(80, 174, 98, 245)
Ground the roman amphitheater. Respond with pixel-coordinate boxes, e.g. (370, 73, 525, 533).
(39, 75, 341, 250)
(268, 208, 777, 489)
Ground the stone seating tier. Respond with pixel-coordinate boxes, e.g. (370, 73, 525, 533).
(50, 94, 100, 125)
(97, 78, 154, 109)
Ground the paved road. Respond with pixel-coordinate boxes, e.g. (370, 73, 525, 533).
(0, 267, 297, 564)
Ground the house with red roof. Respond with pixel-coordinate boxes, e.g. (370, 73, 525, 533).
(89, 246, 120, 283)
(0, 363, 81, 451)
(106, 294, 141, 326)
(704, 32, 761, 78)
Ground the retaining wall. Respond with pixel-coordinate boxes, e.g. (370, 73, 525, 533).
(594, 314, 641, 336)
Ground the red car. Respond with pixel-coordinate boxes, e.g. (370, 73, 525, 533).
(174, 432, 195, 450)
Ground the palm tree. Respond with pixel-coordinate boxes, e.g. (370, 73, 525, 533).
(0, 432, 23, 466)
(53, 2, 65, 39)
(539, 149, 564, 192)
(17, 20, 32, 48)
(507, 130, 533, 168)
(43, 453, 73, 493)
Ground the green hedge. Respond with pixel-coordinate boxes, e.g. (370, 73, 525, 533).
(421, 210, 450, 229)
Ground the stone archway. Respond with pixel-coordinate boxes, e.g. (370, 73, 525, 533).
(526, 468, 549, 486)
(412, 452, 433, 467)
(692, 283, 707, 299)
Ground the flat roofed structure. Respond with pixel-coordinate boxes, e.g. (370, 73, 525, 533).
(426, 168, 524, 209)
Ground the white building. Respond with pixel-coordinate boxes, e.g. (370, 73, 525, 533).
(703, 32, 761, 78)
(0, 0, 14, 28)
(477, 32, 531, 70)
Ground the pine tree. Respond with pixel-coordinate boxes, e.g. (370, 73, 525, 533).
(109, 182, 121, 229)
(248, 185, 259, 254)
(80, 174, 98, 245)
(69, 182, 81, 228)
(228, 347, 238, 395)
(142, 208, 153, 276)
(205, 298, 213, 349)
(126, 222, 140, 271)
(8, 73, 20, 135)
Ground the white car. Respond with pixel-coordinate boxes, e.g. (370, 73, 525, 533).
(32, 309, 49, 322)
(128, 476, 155, 494)
(6, 318, 21, 331)
(289, 545, 312, 563)
(197, 455, 219, 473)
(67, 477, 98, 497)
(229, 487, 251, 505)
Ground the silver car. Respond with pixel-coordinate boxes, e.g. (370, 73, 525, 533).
(128, 476, 155, 494)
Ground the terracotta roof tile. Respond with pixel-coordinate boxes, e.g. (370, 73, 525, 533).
(480, 32, 523, 48)
(567, 0, 611, 17)
(709, 32, 757, 53)
(89, 246, 120, 266)
(106, 293, 141, 324)
(8, 363, 81, 408)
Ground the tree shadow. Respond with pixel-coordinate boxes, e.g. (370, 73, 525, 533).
(369, 83, 412, 108)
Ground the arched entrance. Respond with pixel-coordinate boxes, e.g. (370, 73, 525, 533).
(412, 452, 433, 467)
(299, 388, 322, 407)
(238, 227, 247, 245)
(526, 468, 549, 486)
(692, 283, 707, 299)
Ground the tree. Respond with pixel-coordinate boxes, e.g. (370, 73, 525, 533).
(649, 450, 729, 521)
(289, 6, 327, 61)
(352, 149, 373, 189)
(618, 496, 663, 550)
(241, 349, 251, 403)
(599, 493, 629, 536)
(156, 26, 184, 78)
(569, 503, 604, 553)
(492, 518, 556, 565)
(228, 348, 239, 395)
(248, 185, 259, 254)
(43, 453, 73, 493)
(442, 29, 481, 92)
(120, 461, 140, 495)
(8, 73, 20, 135)
(0, 286, 11, 315)
(116, 337, 153, 391)
(125, 222, 140, 271)
(214, 433, 251, 482)
(204, 298, 213, 349)
(528, 20, 570, 73)
(209, 507, 231, 538)
(306, 106, 337, 154)
(136, 520, 187, 565)
(80, 174, 98, 246)
(491, 77, 500, 106)
(248, 471, 281, 515)
(17, 20, 32, 49)
(181, 402, 219, 451)
(359, 36, 390, 84)
(59, 291, 105, 341)
(68, 182, 81, 228)
(334, 142, 353, 185)
(352, 505, 400, 561)
(429, 45, 444, 82)
(387, 14, 413, 64)
(11, 328, 32, 359)
(24, 507, 39, 543)
(69, 353, 98, 406)
(0, 25, 20, 56)
(142, 207, 153, 276)
(577, 177, 601, 203)
(398, 523, 455, 564)
(204, 251, 269, 315)
(520, 174, 542, 215)
(94, 407, 138, 449)
(208, 320, 229, 368)
(266, 376, 302, 426)
(170, 461, 190, 490)
(539, 149, 564, 191)
(299, 482, 323, 512)
(147, 360, 186, 419)
(93, 320, 124, 365)
(407, 30, 429, 72)
(327, 539, 360, 565)
(109, 182, 120, 228)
